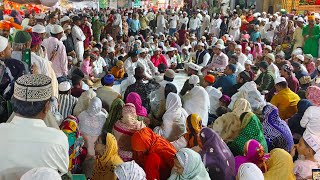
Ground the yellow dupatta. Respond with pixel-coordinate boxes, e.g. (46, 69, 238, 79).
(92, 133, 123, 180)
(264, 148, 296, 180)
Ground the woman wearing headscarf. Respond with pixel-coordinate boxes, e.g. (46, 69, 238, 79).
(262, 104, 294, 152)
(171, 114, 203, 151)
(235, 139, 269, 174)
(228, 112, 268, 156)
(115, 160, 146, 180)
(73, 89, 97, 116)
(263, 148, 295, 180)
(288, 99, 313, 143)
(126, 92, 148, 118)
(252, 42, 262, 60)
(103, 98, 125, 133)
(78, 97, 108, 158)
(273, 17, 288, 44)
(60, 115, 87, 173)
(199, 128, 235, 180)
(92, 133, 123, 180)
(168, 148, 211, 180)
(237, 163, 264, 180)
(210, 98, 252, 143)
(154, 93, 188, 142)
(183, 86, 210, 126)
(112, 103, 146, 162)
(131, 127, 177, 180)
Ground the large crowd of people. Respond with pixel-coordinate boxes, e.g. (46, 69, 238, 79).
(0, 4, 320, 180)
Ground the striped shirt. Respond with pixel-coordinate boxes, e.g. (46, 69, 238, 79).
(58, 94, 78, 119)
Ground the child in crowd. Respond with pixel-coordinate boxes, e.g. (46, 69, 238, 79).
(71, 75, 85, 98)
(291, 133, 320, 180)
(111, 60, 125, 82)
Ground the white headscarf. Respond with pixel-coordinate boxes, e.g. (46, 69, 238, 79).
(183, 86, 210, 126)
(78, 97, 108, 136)
(73, 89, 96, 116)
(228, 81, 266, 112)
(154, 93, 188, 141)
(115, 160, 146, 180)
(20, 167, 61, 180)
(237, 163, 264, 180)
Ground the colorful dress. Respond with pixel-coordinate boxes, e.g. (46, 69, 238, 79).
(228, 112, 268, 156)
(200, 128, 235, 180)
(60, 115, 87, 173)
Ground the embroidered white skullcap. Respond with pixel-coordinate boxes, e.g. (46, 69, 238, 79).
(189, 75, 200, 85)
(303, 132, 320, 152)
(32, 24, 46, 34)
(60, 16, 70, 23)
(20, 167, 61, 180)
(0, 35, 8, 52)
(296, 54, 304, 62)
(50, 25, 63, 34)
(58, 81, 71, 92)
(275, 77, 286, 84)
(14, 74, 52, 102)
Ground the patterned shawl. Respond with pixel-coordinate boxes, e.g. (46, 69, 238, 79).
(228, 112, 268, 157)
(262, 104, 294, 152)
(199, 128, 235, 180)
(60, 115, 86, 173)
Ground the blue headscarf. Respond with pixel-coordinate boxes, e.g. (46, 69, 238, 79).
(262, 104, 294, 152)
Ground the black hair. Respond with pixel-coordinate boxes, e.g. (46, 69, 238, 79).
(134, 67, 145, 81)
(72, 75, 83, 86)
(230, 54, 238, 62)
(118, 56, 124, 61)
(164, 75, 174, 82)
(11, 97, 49, 118)
(239, 71, 252, 83)
(240, 112, 249, 122)
(216, 106, 230, 117)
(83, 52, 90, 59)
(276, 81, 288, 89)
(165, 83, 177, 99)
(72, 68, 85, 78)
(95, 44, 102, 49)
(158, 63, 167, 73)
(297, 90, 306, 99)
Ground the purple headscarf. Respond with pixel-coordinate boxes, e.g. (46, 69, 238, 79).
(125, 92, 148, 117)
(200, 127, 235, 180)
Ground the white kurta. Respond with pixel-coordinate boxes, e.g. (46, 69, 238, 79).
(156, 14, 166, 34)
(210, 18, 222, 37)
(228, 17, 241, 41)
(72, 25, 86, 62)
(200, 15, 211, 36)
(0, 116, 69, 178)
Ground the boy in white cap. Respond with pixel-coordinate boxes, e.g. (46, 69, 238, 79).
(58, 81, 78, 118)
(265, 53, 280, 79)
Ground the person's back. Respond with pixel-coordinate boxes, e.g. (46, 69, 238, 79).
(0, 74, 69, 179)
(0, 117, 69, 177)
(271, 82, 300, 120)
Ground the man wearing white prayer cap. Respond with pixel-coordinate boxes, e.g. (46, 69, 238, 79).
(235, 44, 248, 67)
(0, 74, 69, 178)
(42, 25, 68, 82)
(195, 42, 210, 68)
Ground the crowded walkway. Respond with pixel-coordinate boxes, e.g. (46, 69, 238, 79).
(0, 3, 320, 180)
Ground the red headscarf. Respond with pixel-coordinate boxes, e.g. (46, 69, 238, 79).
(131, 127, 176, 180)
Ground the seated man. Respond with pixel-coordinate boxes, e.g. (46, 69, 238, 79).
(96, 74, 122, 111)
(270, 77, 301, 120)
(58, 81, 78, 118)
(0, 74, 69, 179)
(213, 64, 237, 95)
(255, 61, 275, 92)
